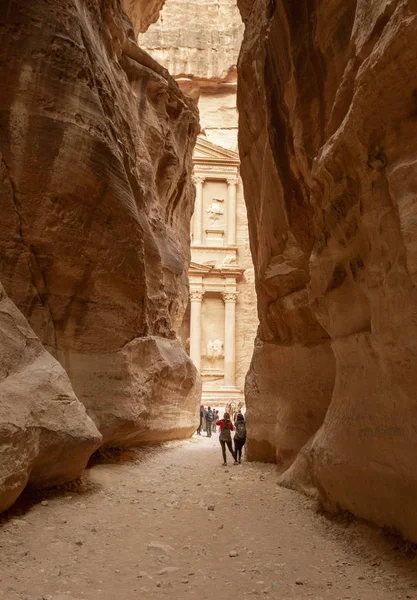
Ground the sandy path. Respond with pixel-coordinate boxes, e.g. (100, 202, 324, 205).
(1, 435, 417, 600)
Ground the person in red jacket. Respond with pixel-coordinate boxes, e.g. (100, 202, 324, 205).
(216, 412, 237, 466)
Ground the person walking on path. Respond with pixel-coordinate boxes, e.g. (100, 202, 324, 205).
(206, 406, 214, 437)
(217, 412, 237, 466)
(234, 413, 247, 464)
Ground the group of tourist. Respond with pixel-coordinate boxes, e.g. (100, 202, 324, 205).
(197, 405, 247, 466)
(197, 405, 220, 438)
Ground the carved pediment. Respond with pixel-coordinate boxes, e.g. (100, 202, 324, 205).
(189, 261, 214, 273)
(189, 260, 245, 277)
(193, 135, 240, 166)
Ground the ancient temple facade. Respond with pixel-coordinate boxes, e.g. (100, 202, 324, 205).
(177, 137, 257, 406)
(140, 0, 257, 407)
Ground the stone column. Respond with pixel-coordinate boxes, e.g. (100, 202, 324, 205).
(227, 178, 238, 246)
(222, 291, 238, 387)
(189, 290, 204, 370)
(193, 176, 205, 245)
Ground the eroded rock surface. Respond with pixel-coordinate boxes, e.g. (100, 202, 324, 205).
(64, 335, 200, 447)
(140, 0, 244, 149)
(0, 283, 101, 513)
(0, 0, 200, 461)
(140, 0, 243, 83)
(123, 0, 166, 33)
(238, 0, 417, 541)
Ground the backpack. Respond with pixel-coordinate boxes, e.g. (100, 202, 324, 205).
(206, 410, 213, 422)
(235, 420, 246, 440)
(219, 420, 232, 442)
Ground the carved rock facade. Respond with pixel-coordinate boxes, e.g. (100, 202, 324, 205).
(0, 0, 200, 507)
(238, 0, 417, 541)
(141, 1, 257, 408)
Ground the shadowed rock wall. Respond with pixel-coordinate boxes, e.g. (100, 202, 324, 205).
(123, 0, 166, 33)
(0, 283, 101, 512)
(238, 0, 417, 542)
(0, 0, 200, 507)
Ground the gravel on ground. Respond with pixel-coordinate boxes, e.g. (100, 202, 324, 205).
(1, 435, 417, 600)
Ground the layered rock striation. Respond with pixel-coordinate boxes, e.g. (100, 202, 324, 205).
(0, 0, 200, 507)
(238, 0, 417, 541)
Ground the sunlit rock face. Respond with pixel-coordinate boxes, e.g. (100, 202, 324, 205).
(238, 0, 417, 541)
(139, 0, 243, 81)
(0, 0, 200, 455)
(140, 0, 244, 150)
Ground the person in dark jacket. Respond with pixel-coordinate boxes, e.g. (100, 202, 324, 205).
(216, 412, 237, 466)
(234, 413, 246, 464)
(197, 404, 204, 435)
(206, 406, 214, 437)
(212, 409, 219, 433)
(234, 409, 243, 424)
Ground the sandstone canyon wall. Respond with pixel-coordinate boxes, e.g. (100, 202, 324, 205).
(123, 0, 166, 33)
(238, 0, 417, 542)
(0, 282, 101, 512)
(0, 0, 200, 508)
(140, 0, 244, 151)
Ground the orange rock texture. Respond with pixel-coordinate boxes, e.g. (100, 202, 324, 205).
(238, 0, 417, 541)
(123, 0, 166, 33)
(0, 0, 200, 506)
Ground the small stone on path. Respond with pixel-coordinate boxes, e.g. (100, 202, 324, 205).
(158, 567, 180, 575)
(148, 541, 174, 554)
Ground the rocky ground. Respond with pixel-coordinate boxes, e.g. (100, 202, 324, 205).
(1, 435, 417, 600)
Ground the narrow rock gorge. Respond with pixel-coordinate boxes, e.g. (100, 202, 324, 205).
(2, 0, 417, 554)
(0, 0, 200, 509)
(238, 0, 417, 542)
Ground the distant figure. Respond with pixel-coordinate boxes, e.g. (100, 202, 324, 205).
(234, 413, 247, 464)
(217, 412, 237, 466)
(197, 404, 204, 435)
(206, 406, 214, 437)
(212, 409, 219, 433)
